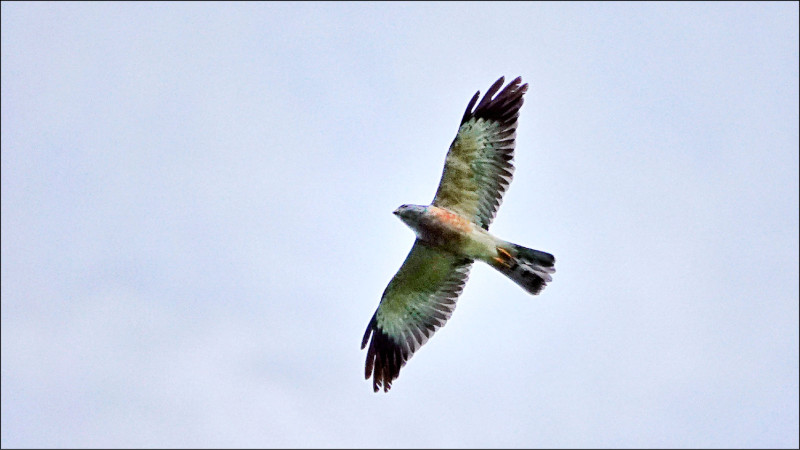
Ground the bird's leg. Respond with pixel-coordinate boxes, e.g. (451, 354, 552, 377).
(493, 247, 514, 269)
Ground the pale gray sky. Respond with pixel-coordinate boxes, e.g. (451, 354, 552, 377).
(2, 2, 798, 448)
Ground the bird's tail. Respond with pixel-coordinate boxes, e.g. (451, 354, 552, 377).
(489, 243, 555, 295)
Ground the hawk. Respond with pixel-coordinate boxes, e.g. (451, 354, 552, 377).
(361, 76, 555, 392)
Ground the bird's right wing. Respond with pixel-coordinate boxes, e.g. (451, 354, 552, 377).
(361, 240, 473, 392)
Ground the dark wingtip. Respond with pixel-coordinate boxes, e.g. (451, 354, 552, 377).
(361, 313, 376, 350)
(475, 76, 506, 110)
(460, 91, 481, 124)
(362, 315, 406, 393)
(460, 76, 528, 126)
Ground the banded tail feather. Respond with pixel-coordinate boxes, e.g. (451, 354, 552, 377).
(490, 243, 555, 295)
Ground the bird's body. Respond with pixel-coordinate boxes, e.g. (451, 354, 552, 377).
(395, 205, 497, 260)
(362, 77, 555, 392)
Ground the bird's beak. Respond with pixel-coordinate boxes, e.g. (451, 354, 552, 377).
(392, 209, 400, 216)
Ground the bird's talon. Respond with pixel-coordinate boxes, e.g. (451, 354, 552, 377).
(496, 248, 514, 268)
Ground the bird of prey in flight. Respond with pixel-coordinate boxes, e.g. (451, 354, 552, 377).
(361, 76, 556, 393)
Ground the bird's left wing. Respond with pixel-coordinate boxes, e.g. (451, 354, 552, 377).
(362, 240, 473, 392)
(433, 76, 528, 229)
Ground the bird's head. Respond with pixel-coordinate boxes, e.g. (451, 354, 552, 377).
(393, 204, 427, 226)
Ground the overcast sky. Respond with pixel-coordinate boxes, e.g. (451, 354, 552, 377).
(2, 2, 798, 448)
